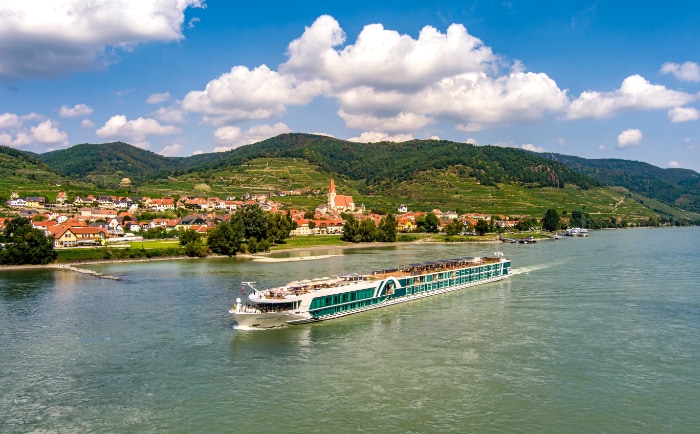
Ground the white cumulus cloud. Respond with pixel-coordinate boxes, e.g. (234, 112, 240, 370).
(282, 15, 496, 90)
(151, 104, 188, 124)
(617, 128, 643, 148)
(660, 61, 700, 82)
(522, 143, 545, 152)
(80, 119, 95, 128)
(0, 112, 23, 129)
(419, 70, 568, 124)
(668, 106, 700, 123)
(59, 103, 93, 118)
(0, 131, 32, 147)
(147, 92, 172, 105)
(567, 74, 696, 119)
(0, 0, 205, 78)
(96, 115, 179, 148)
(212, 122, 290, 151)
(159, 143, 184, 157)
(286, 17, 565, 130)
(31, 120, 68, 144)
(338, 110, 434, 132)
(667, 160, 681, 168)
(0, 114, 68, 148)
(347, 131, 415, 143)
(181, 15, 568, 137)
(183, 65, 326, 125)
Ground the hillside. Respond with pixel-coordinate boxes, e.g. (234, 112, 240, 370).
(540, 153, 700, 213)
(38, 142, 183, 188)
(4, 135, 700, 224)
(192, 134, 599, 190)
(0, 146, 89, 201)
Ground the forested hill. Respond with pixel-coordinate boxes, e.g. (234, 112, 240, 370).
(194, 133, 598, 189)
(38, 142, 183, 186)
(0, 146, 66, 193)
(540, 152, 700, 213)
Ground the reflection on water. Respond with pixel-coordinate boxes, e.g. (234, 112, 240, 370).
(0, 269, 55, 301)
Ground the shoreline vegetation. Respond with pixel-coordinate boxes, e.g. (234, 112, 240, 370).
(0, 233, 516, 272)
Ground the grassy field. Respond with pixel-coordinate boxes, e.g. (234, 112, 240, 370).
(270, 235, 348, 250)
(127, 239, 180, 249)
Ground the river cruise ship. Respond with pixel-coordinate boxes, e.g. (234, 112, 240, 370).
(230, 253, 511, 329)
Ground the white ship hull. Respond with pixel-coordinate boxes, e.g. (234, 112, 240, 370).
(230, 310, 308, 329)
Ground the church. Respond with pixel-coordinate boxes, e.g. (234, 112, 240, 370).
(327, 179, 355, 212)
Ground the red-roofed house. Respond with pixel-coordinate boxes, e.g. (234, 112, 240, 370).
(148, 198, 175, 211)
(32, 219, 57, 235)
(50, 225, 108, 247)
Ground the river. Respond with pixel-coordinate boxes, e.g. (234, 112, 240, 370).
(1, 227, 698, 432)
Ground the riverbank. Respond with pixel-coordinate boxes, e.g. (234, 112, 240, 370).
(0, 234, 506, 272)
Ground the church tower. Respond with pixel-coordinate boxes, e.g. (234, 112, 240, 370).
(328, 179, 336, 209)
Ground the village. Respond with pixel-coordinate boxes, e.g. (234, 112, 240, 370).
(1, 179, 520, 248)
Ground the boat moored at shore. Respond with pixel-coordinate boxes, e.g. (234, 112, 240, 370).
(565, 228, 589, 237)
(230, 253, 512, 329)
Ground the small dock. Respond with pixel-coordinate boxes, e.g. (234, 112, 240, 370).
(499, 235, 537, 244)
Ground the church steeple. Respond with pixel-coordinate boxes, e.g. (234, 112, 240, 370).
(328, 179, 336, 208)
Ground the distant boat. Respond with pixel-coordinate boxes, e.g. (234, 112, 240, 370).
(230, 254, 512, 329)
(565, 228, 589, 237)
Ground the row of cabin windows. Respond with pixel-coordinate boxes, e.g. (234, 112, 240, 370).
(310, 265, 508, 317)
(309, 288, 376, 310)
(312, 297, 383, 318)
(402, 271, 500, 294)
(311, 266, 505, 311)
(404, 265, 501, 285)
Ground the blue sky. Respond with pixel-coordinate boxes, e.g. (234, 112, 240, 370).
(2, 1, 700, 171)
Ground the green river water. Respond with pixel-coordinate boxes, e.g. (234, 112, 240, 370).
(1, 227, 698, 433)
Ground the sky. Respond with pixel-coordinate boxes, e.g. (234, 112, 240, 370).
(1, 1, 700, 172)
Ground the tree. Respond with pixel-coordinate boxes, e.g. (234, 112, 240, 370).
(266, 212, 293, 244)
(207, 213, 245, 256)
(417, 212, 440, 233)
(0, 217, 57, 265)
(142, 226, 170, 239)
(242, 204, 268, 241)
(474, 219, 490, 236)
(444, 219, 463, 236)
(542, 209, 561, 232)
(515, 217, 537, 231)
(377, 214, 397, 242)
(178, 228, 201, 246)
(183, 240, 208, 257)
(341, 215, 361, 242)
(178, 228, 207, 257)
(359, 218, 378, 242)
